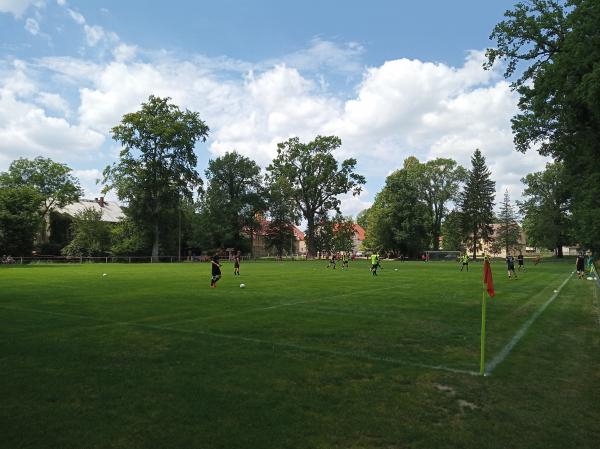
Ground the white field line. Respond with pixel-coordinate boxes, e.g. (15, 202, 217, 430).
(162, 284, 401, 327)
(0, 303, 478, 376)
(485, 272, 573, 374)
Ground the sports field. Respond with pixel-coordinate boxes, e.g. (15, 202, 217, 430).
(1, 259, 598, 449)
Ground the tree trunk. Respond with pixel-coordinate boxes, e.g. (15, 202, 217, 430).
(471, 229, 478, 261)
(306, 215, 316, 258)
(152, 221, 160, 262)
(556, 245, 563, 258)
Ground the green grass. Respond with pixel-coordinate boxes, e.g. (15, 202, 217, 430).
(1, 259, 598, 449)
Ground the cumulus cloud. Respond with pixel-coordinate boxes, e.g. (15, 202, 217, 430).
(0, 0, 39, 18)
(0, 61, 105, 165)
(2, 34, 550, 216)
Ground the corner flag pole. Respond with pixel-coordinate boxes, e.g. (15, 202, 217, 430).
(480, 256, 494, 376)
(480, 288, 487, 376)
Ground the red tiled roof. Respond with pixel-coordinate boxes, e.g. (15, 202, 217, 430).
(353, 224, 365, 241)
(293, 226, 305, 241)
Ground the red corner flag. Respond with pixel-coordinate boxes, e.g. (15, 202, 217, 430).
(483, 259, 495, 297)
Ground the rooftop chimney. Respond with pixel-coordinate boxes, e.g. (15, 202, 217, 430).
(97, 196, 106, 207)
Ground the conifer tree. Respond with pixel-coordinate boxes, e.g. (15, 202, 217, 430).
(459, 149, 496, 260)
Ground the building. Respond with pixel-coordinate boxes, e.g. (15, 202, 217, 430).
(350, 224, 366, 253)
(47, 197, 123, 251)
(247, 216, 306, 257)
(482, 223, 528, 258)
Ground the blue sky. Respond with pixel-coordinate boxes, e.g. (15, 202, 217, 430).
(0, 0, 548, 215)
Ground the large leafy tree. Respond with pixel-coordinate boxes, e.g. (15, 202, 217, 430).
(485, 0, 600, 251)
(264, 177, 300, 258)
(492, 190, 522, 255)
(420, 158, 467, 250)
(103, 95, 209, 260)
(364, 157, 431, 257)
(203, 151, 264, 251)
(0, 186, 43, 256)
(0, 157, 82, 242)
(519, 162, 571, 256)
(267, 136, 365, 258)
(459, 149, 496, 260)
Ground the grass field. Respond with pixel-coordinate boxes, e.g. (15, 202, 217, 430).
(1, 259, 599, 449)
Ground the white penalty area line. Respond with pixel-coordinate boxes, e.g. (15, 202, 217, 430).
(485, 272, 573, 375)
(0, 303, 478, 376)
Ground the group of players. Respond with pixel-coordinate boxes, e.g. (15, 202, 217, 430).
(209, 250, 596, 288)
(576, 252, 596, 279)
(460, 252, 527, 279)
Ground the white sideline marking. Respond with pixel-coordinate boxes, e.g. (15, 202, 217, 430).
(485, 273, 573, 374)
(163, 284, 401, 327)
(0, 304, 478, 376)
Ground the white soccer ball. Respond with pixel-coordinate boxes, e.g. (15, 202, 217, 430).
(240, 283, 245, 288)
(395, 268, 398, 271)
(102, 273, 107, 277)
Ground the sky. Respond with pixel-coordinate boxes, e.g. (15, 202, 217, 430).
(0, 0, 550, 217)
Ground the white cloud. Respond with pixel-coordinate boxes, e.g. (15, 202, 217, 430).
(66, 7, 84, 24)
(271, 38, 365, 74)
(2, 37, 550, 217)
(66, 7, 118, 47)
(72, 168, 104, 198)
(24, 17, 39, 34)
(36, 91, 70, 116)
(0, 62, 104, 167)
(0, 0, 38, 18)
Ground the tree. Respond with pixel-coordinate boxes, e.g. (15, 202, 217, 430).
(421, 159, 467, 250)
(203, 151, 264, 252)
(441, 210, 465, 252)
(459, 149, 496, 260)
(332, 214, 356, 254)
(267, 136, 365, 258)
(363, 157, 431, 257)
(103, 95, 209, 260)
(0, 157, 82, 242)
(485, 0, 600, 251)
(356, 209, 369, 232)
(519, 162, 571, 256)
(264, 177, 300, 258)
(492, 190, 522, 255)
(0, 186, 43, 256)
(61, 208, 111, 257)
(313, 212, 335, 257)
(110, 217, 149, 256)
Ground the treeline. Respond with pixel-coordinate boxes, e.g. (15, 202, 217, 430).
(0, 97, 364, 259)
(360, 149, 513, 259)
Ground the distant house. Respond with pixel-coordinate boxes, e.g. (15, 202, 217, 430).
(47, 197, 124, 251)
(56, 197, 124, 223)
(350, 224, 366, 253)
(482, 223, 528, 258)
(246, 216, 306, 257)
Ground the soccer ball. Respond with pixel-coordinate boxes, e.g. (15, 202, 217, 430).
(240, 283, 246, 288)
(102, 273, 107, 277)
(394, 268, 398, 271)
